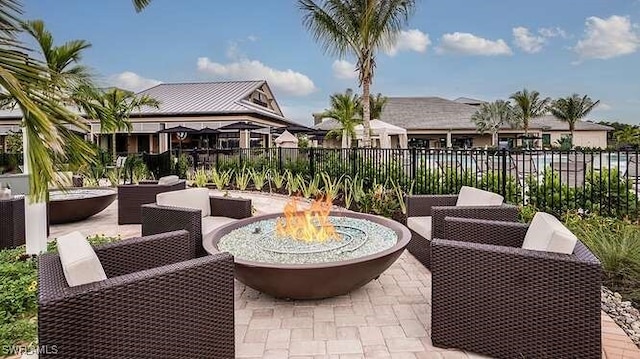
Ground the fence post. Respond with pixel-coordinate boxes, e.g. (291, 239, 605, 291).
(351, 148, 357, 177)
(309, 147, 315, 178)
(411, 147, 417, 181)
(278, 147, 283, 173)
(500, 148, 507, 198)
(215, 150, 219, 171)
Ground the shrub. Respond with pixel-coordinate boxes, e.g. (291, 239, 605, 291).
(564, 212, 640, 305)
(580, 168, 639, 219)
(525, 168, 578, 217)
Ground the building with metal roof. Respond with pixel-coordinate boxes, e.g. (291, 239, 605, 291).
(0, 80, 296, 153)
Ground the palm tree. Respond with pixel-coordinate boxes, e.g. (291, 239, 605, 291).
(77, 88, 160, 161)
(323, 89, 362, 147)
(509, 89, 550, 136)
(132, 0, 151, 11)
(550, 94, 600, 147)
(614, 126, 640, 149)
(471, 100, 516, 147)
(299, 0, 417, 147)
(368, 92, 387, 120)
(0, 1, 94, 200)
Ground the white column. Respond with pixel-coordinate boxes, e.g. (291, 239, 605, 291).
(23, 130, 48, 255)
(446, 132, 452, 148)
(159, 133, 168, 152)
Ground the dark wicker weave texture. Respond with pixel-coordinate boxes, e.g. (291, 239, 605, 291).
(431, 217, 601, 358)
(0, 196, 25, 249)
(38, 230, 235, 359)
(117, 180, 186, 224)
(404, 194, 518, 269)
(141, 195, 252, 256)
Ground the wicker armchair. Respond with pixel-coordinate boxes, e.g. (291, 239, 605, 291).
(431, 217, 601, 358)
(117, 180, 186, 224)
(38, 230, 235, 359)
(141, 192, 252, 256)
(405, 192, 518, 269)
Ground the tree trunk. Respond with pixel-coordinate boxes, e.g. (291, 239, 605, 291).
(491, 131, 498, 147)
(570, 122, 575, 148)
(523, 118, 529, 135)
(112, 131, 117, 164)
(361, 78, 372, 148)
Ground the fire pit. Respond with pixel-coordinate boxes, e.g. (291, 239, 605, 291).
(205, 198, 411, 299)
(49, 188, 116, 224)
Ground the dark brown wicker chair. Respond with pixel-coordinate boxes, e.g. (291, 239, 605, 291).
(38, 230, 235, 359)
(405, 194, 518, 269)
(141, 195, 252, 256)
(431, 217, 601, 359)
(117, 180, 186, 224)
(0, 195, 25, 249)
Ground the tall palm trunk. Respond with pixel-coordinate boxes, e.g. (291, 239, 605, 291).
(362, 77, 371, 148)
(112, 131, 117, 163)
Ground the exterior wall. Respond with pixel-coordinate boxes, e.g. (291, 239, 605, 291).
(571, 131, 608, 149)
(127, 136, 138, 153)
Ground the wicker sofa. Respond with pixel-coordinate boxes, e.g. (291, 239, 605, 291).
(431, 215, 601, 358)
(38, 230, 235, 358)
(405, 186, 518, 269)
(117, 178, 186, 224)
(141, 188, 252, 256)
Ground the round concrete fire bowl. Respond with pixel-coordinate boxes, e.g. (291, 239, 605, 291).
(205, 211, 410, 300)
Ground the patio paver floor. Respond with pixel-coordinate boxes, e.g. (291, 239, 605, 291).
(47, 190, 640, 359)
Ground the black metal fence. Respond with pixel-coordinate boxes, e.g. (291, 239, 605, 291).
(187, 147, 638, 219)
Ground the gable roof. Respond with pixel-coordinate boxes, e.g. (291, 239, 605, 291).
(380, 97, 613, 132)
(133, 80, 290, 122)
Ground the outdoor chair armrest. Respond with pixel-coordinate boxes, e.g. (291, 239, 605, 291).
(405, 194, 458, 217)
(94, 230, 193, 278)
(141, 203, 202, 240)
(441, 216, 528, 247)
(210, 195, 252, 219)
(430, 238, 601, 358)
(38, 252, 234, 358)
(431, 204, 519, 240)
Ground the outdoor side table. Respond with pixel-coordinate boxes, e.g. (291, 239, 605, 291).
(0, 196, 26, 249)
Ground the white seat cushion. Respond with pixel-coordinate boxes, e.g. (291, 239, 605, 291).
(56, 231, 107, 287)
(201, 216, 237, 243)
(157, 188, 210, 217)
(158, 175, 180, 186)
(406, 216, 432, 241)
(522, 212, 578, 255)
(456, 186, 504, 207)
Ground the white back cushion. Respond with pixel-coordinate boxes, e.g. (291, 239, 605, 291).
(56, 231, 107, 287)
(406, 216, 432, 241)
(158, 175, 180, 185)
(522, 212, 577, 255)
(456, 186, 504, 206)
(157, 188, 210, 217)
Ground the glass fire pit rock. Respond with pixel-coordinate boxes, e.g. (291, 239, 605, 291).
(218, 217, 397, 264)
(207, 211, 411, 300)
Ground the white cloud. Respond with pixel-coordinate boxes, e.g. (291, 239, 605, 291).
(197, 57, 316, 96)
(539, 27, 569, 39)
(597, 102, 612, 111)
(513, 27, 546, 53)
(332, 60, 357, 80)
(574, 15, 640, 60)
(436, 32, 512, 56)
(247, 35, 258, 42)
(385, 29, 430, 56)
(108, 71, 162, 92)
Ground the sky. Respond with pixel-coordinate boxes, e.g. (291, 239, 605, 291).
(23, 0, 640, 126)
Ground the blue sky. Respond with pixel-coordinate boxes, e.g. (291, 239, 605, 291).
(24, 0, 640, 125)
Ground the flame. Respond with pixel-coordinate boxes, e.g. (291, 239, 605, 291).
(275, 197, 338, 243)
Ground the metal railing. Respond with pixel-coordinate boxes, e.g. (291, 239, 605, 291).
(195, 147, 639, 219)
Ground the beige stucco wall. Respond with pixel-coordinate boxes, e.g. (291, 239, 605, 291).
(547, 130, 608, 149)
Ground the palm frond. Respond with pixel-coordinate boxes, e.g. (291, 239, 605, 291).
(132, 0, 152, 12)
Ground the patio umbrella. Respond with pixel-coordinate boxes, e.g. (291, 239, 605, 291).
(272, 124, 315, 135)
(217, 122, 265, 148)
(157, 125, 197, 155)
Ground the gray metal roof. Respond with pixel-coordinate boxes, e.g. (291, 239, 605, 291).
(0, 81, 293, 124)
(378, 97, 613, 132)
(133, 81, 289, 122)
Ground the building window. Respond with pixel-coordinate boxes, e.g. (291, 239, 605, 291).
(251, 91, 270, 108)
(542, 134, 551, 147)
